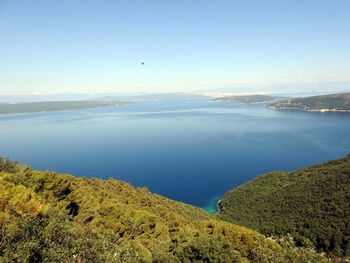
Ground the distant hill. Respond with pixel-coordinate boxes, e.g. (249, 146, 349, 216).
(0, 158, 328, 262)
(220, 156, 350, 257)
(268, 92, 350, 112)
(0, 100, 131, 115)
(212, 95, 279, 104)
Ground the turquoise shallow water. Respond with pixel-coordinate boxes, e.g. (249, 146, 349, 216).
(0, 97, 350, 209)
(202, 196, 222, 214)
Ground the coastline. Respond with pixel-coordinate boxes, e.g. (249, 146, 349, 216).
(0, 101, 134, 116)
(203, 196, 222, 214)
(267, 105, 350, 112)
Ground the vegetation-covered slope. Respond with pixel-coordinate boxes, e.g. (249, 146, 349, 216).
(0, 158, 291, 262)
(268, 92, 350, 111)
(220, 156, 350, 257)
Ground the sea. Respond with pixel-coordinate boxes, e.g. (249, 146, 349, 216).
(1, 96, 349, 212)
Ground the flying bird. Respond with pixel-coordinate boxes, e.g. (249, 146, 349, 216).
(141, 62, 144, 65)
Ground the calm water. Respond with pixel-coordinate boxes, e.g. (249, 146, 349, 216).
(1, 97, 350, 211)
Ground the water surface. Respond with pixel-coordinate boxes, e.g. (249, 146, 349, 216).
(1, 97, 350, 211)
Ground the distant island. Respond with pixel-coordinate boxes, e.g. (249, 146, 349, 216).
(268, 92, 350, 112)
(219, 155, 350, 258)
(212, 94, 280, 104)
(0, 100, 132, 115)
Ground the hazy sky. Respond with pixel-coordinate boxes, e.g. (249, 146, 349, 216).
(1, 0, 350, 95)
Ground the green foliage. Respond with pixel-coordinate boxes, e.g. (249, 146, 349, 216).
(277, 235, 331, 263)
(0, 157, 20, 173)
(0, 211, 123, 262)
(220, 156, 350, 257)
(0, 159, 289, 262)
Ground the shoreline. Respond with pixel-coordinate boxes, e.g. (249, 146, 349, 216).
(267, 106, 350, 112)
(0, 101, 134, 116)
(203, 196, 222, 214)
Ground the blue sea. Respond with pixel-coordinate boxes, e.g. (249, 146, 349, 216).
(1, 97, 350, 212)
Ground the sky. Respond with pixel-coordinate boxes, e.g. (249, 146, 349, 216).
(0, 0, 350, 95)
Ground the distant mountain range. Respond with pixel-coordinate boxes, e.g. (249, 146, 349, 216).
(212, 94, 279, 103)
(199, 81, 350, 96)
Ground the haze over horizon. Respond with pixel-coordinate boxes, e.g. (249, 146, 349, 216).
(1, 0, 350, 95)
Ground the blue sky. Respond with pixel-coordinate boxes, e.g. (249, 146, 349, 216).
(0, 0, 350, 95)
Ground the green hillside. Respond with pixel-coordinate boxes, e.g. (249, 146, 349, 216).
(0, 158, 286, 263)
(268, 92, 350, 111)
(220, 156, 350, 257)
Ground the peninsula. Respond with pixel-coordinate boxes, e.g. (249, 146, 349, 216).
(268, 92, 350, 112)
(0, 100, 132, 115)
